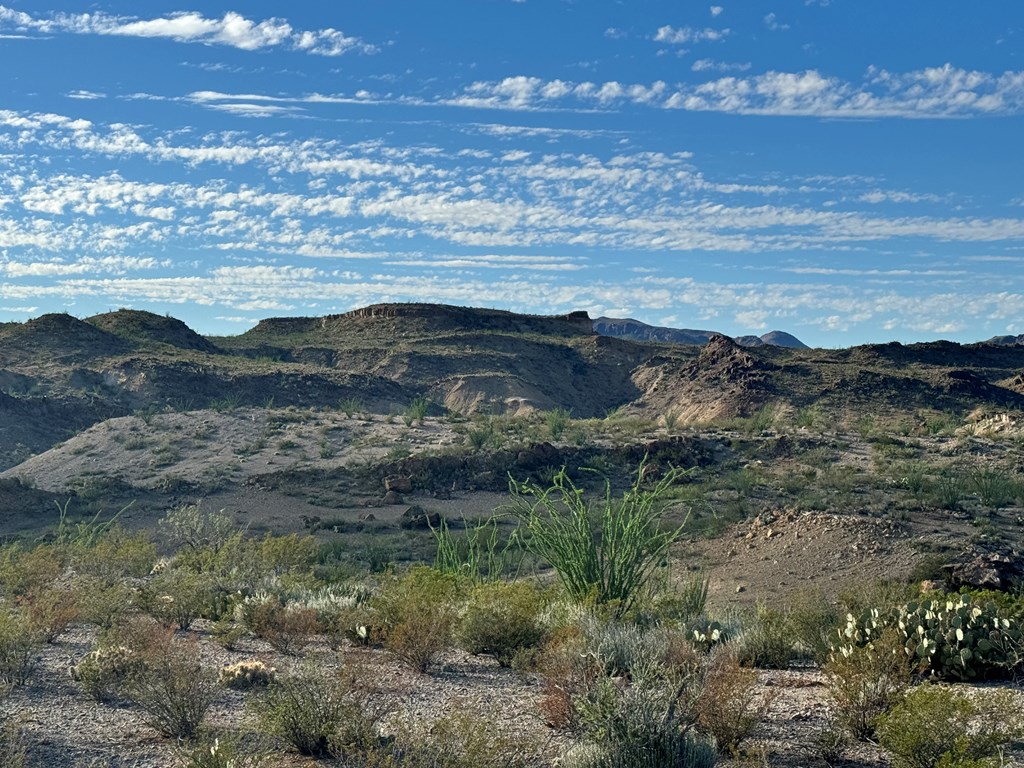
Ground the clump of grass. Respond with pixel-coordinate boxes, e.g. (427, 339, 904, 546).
(403, 396, 430, 427)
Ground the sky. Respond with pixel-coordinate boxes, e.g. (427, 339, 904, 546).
(0, 2, 1022, 347)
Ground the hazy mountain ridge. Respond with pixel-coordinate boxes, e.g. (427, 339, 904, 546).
(592, 316, 808, 349)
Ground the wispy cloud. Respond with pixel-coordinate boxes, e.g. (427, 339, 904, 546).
(653, 25, 729, 44)
(691, 59, 751, 73)
(0, 6, 375, 56)
(763, 13, 790, 31)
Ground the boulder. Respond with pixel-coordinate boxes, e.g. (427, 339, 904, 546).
(399, 505, 441, 530)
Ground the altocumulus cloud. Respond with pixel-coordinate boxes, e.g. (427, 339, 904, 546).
(0, 6, 375, 56)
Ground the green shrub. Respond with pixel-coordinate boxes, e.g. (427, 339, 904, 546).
(967, 467, 1020, 508)
(72, 527, 157, 581)
(122, 631, 217, 738)
(159, 504, 237, 552)
(373, 710, 542, 768)
(0, 606, 39, 687)
(734, 604, 794, 669)
(253, 661, 386, 757)
(825, 629, 912, 740)
(403, 396, 431, 427)
(648, 572, 709, 625)
(73, 576, 135, 629)
(141, 569, 218, 630)
(375, 567, 462, 673)
(20, 584, 80, 643)
(457, 581, 546, 666)
(569, 670, 713, 768)
(546, 407, 572, 440)
(876, 684, 1023, 768)
(836, 593, 1024, 680)
(0, 543, 63, 598)
(509, 461, 690, 616)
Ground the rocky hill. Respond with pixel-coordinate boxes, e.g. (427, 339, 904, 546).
(0, 303, 1023, 474)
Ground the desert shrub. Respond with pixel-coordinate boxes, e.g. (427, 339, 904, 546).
(374, 709, 543, 768)
(71, 645, 143, 702)
(0, 716, 27, 768)
(787, 589, 840, 664)
(73, 576, 135, 629)
(160, 503, 237, 553)
(967, 467, 1020, 508)
(648, 572, 709, 625)
(837, 594, 1024, 681)
(457, 580, 546, 666)
(218, 659, 276, 690)
(142, 569, 219, 630)
(509, 462, 690, 616)
(20, 584, 80, 642)
(375, 567, 462, 672)
(696, 645, 773, 756)
(569, 668, 713, 768)
(0, 543, 63, 597)
(72, 527, 157, 581)
(247, 599, 320, 656)
(295, 583, 374, 650)
(537, 625, 600, 730)
(546, 407, 572, 440)
(876, 684, 1023, 768)
(734, 604, 794, 669)
(0, 606, 39, 687)
(122, 631, 217, 738)
(825, 629, 912, 740)
(253, 660, 387, 757)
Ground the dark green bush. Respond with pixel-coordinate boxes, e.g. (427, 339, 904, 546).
(375, 567, 462, 672)
(457, 581, 546, 666)
(876, 684, 1022, 768)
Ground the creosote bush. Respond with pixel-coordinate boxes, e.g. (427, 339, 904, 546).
(457, 580, 546, 666)
(825, 628, 912, 740)
(253, 660, 387, 757)
(876, 684, 1023, 768)
(0, 606, 39, 688)
(696, 645, 774, 756)
(375, 566, 462, 672)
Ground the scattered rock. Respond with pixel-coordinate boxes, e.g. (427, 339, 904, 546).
(385, 475, 413, 493)
(399, 505, 441, 530)
(382, 490, 404, 505)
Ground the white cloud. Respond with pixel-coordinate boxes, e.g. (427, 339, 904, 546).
(666, 64, 1024, 118)
(691, 59, 751, 73)
(763, 13, 790, 31)
(654, 25, 729, 44)
(710, 6, 724, 16)
(67, 89, 105, 100)
(0, 6, 375, 56)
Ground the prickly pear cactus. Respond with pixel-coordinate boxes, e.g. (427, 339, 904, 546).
(834, 594, 1022, 680)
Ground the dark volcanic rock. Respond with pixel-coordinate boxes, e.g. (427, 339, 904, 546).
(399, 505, 441, 530)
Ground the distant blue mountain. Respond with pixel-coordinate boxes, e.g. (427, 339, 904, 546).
(593, 317, 808, 349)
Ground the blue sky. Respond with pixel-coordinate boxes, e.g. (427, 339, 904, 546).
(0, 1, 1022, 347)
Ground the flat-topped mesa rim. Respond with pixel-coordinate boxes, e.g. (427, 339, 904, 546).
(242, 303, 595, 339)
